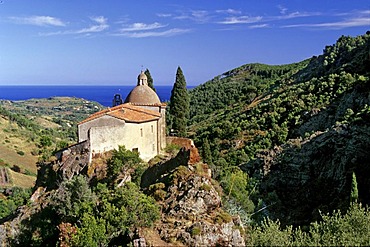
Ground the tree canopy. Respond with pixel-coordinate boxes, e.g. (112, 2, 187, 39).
(169, 66, 190, 137)
(145, 68, 156, 92)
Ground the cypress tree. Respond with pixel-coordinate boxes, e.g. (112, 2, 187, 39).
(202, 138, 213, 165)
(144, 69, 156, 92)
(169, 66, 189, 137)
(350, 172, 358, 204)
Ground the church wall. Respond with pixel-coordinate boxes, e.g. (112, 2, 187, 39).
(78, 115, 125, 142)
(159, 107, 167, 150)
(135, 105, 167, 151)
(89, 120, 158, 162)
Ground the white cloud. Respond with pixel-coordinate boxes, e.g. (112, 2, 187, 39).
(278, 5, 288, 15)
(276, 11, 319, 20)
(120, 22, 167, 32)
(173, 10, 210, 23)
(249, 24, 269, 29)
(9, 15, 66, 26)
(157, 13, 172, 18)
(219, 16, 263, 24)
(75, 16, 109, 33)
(114, 28, 191, 38)
(216, 9, 242, 15)
(282, 17, 370, 29)
(39, 16, 109, 36)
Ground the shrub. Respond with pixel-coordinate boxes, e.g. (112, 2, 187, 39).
(191, 226, 202, 236)
(214, 211, 232, 224)
(200, 183, 212, 191)
(164, 143, 180, 155)
(11, 165, 21, 173)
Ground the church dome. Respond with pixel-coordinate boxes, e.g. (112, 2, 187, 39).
(124, 71, 161, 105)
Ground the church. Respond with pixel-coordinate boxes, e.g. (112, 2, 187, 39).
(78, 71, 167, 161)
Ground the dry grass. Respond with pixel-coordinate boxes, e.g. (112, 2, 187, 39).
(0, 117, 38, 174)
(8, 169, 36, 188)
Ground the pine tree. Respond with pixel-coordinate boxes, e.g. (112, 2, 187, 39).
(144, 69, 156, 92)
(350, 172, 358, 204)
(169, 66, 189, 137)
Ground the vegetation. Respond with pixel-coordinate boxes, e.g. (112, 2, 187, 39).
(186, 33, 370, 227)
(1, 32, 370, 245)
(13, 146, 160, 246)
(249, 203, 370, 246)
(0, 97, 103, 164)
(168, 66, 190, 137)
(145, 68, 156, 92)
(0, 187, 31, 219)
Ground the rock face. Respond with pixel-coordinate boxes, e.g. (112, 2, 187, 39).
(158, 171, 245, 246)
(54, 141, 90, 180)
(142, 148, 245, 246)
(35, 141, 90, 190)
(255, 124, 370, 226)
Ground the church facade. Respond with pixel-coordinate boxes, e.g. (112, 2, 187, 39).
(78, 71, 166, 161)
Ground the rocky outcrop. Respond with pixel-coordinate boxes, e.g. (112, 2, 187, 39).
(157, 170, 245, 246)
(256, 123, 370, 226)
(143, 158, 245, 246)
(166, 137, 201, 164)
(54, 141, 90, 180)
(35, 141, 90, 190)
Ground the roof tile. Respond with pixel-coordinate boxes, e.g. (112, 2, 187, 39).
(79, 103, 161, 125)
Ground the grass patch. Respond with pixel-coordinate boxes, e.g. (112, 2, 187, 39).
(191, 226, 201, 236)
(214, 211, 233, 224)
(8, 169, 36, 188)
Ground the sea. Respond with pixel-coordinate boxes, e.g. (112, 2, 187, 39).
(0, 85, 191, 107)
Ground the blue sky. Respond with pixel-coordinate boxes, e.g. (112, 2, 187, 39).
(0, 0, 369, 86)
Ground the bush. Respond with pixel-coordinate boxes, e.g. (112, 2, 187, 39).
(214, 211, 232, 224)
(249, 203, 370, 246)
(164, 143, 180, 155)
(106, 145, 143, 185)
(191, 226, 201, 236)
(17, 150, 25, 156)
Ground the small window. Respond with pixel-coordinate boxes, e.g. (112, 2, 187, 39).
(140, 128, 143, 137)
(152, 143, 155, 151)
(132, 148, 139, 153)
(151, 125, 154, 133)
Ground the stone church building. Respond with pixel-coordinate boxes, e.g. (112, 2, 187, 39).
(78, 71, 166, 161)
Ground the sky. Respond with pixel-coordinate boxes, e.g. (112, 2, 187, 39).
(0, 0, 369, 86)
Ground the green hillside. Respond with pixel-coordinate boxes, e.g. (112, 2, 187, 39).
(0, 97, 103, 188)
(189, 32, 370, 225)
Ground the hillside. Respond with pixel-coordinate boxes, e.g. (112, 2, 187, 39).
(189, 32, 370, 225)
(0, 97, 103, 188)
(0, 33, 369, 246)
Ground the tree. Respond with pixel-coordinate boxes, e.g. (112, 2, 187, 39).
(169, 66, 190, 137)
(144, 69, 156, 92)
(350, 172, 358, 204)
(202, 138, 213, 165)
(106, 146, 143, 186)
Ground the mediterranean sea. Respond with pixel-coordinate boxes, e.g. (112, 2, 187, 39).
(0, 85, 192, 107)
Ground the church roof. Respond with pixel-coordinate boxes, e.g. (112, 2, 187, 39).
(79, 103, 161, 125)
(124, 84, 161, 105)
(124, 71, 162, 105)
